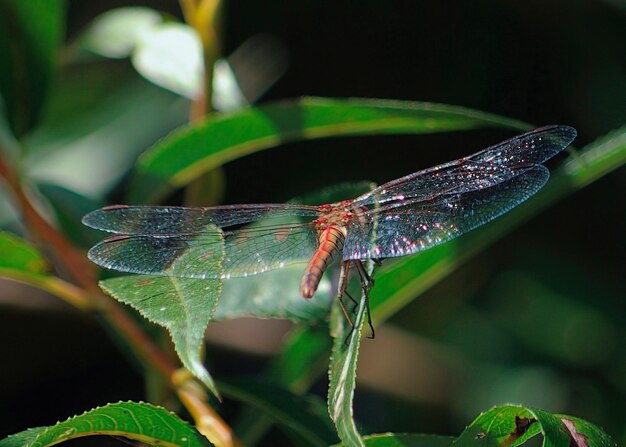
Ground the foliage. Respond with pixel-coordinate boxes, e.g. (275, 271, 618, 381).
(0, 2, 624, 447)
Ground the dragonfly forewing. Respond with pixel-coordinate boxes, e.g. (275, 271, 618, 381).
(343, 165, 550, 260)
(353, 125, 576, 209)
(82, 204, 322, 234)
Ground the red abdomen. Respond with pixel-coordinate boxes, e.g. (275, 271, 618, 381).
(300, 225, 346, 298)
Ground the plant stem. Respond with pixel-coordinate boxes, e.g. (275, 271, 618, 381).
(180, 0, 222, 120)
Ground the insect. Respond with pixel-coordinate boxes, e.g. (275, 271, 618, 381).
(83, 125, 576, 330)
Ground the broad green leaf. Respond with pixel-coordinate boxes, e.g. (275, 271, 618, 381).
(80, 6, 163, 58)
(219, 378, 338, 447)
(99, 224, 225, 397)
(132, 23, 204, 99)
(359, 433, 454, 447)
(0, 231, 47, 274)
(127, 97, 530, 203)
(0, 0, 65, 137)
(0, 401, 212, 447)
(327, 262, 374, 447)
(452, 404, 614, 447)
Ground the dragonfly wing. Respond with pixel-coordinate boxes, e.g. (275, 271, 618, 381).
(343, 165, 549, 260)
(221, 224, 318, 278)
(82, 204, 322, 234)
(353, 125, 575, 208)
(88, 223, 319, 279)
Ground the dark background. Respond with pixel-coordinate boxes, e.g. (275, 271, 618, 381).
(1, 0, 625, 445)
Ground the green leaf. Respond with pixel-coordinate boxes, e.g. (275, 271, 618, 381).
(0, 231, 90, 309)
(0, 0, 66, 137)
(132, 23, 203, 99)
(99, 224, 225, 397)
(452, 404, 615, 447)
(327, 262, 374, 447)
(126, 97, 530, 203)
(360, 433, 454, 447)
(100, 274, 222, 396)
(453, 406, 541, 446)
(0, 401, 212, 447)
(555, 415, 616, 447)
(0, 231, 47, 274)
(219, 378, 338, 447)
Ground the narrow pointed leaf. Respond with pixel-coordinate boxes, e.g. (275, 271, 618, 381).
(127, 97, 530, 203)
(0, 401, 212, 447)
(327, 263, 374, 447)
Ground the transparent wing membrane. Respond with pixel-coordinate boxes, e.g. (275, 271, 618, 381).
(353, 125, 575, 208)
(85, 126, 576, 282)
(343, 166, 549, 259)
(88, 223, 318, 279)
(82, 203, 322, 234)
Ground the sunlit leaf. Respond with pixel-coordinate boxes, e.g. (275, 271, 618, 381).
(0, 401, 212, 447)
(127, 97, 530, 203)
(452, 404, 614, 447)
(132, 23, 203, 99)
(80, 6, 162, 58)
(0, 0, 65, 136)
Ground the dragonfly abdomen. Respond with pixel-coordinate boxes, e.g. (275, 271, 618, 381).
(300, 225, 347, 298)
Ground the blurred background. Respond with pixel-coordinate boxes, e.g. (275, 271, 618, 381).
(1, 0, 624, 445)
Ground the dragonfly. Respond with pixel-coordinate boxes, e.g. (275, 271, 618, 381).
(83, 125, 576, 330)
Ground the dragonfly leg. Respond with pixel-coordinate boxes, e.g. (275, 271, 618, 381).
(354, 260, 376, 339)
(344, 289, 359, 313)
(354, 259, 375, 290)
(336, 261, 355, 330)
